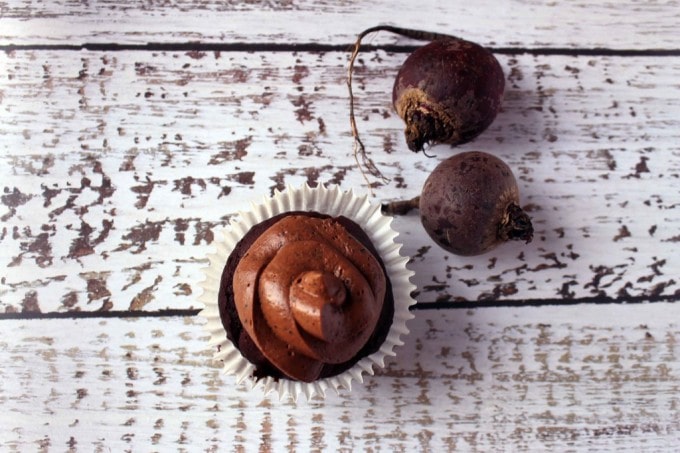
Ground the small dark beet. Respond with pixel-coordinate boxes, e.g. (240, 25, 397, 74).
(393, 39, 505, 152)
(419, 151, 532, 256)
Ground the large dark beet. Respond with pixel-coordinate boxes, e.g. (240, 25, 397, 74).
(392, 39, 505, 152)
(419, 151, 533, 256)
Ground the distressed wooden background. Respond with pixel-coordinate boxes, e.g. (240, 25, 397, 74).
(1, 1, 679, 451)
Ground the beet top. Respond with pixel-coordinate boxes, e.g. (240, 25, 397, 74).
(393, 38, 505, 153)
(418, 151, 532, 256)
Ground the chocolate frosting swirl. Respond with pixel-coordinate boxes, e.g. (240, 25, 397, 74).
(232, 215, 386, 382)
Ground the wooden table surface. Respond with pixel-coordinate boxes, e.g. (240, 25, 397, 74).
(2, 1, 679, 451)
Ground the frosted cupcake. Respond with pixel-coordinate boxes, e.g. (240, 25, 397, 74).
(200, 184, 415, 400)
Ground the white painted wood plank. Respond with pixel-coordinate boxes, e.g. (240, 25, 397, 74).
(1, 0, 679, 49)
(1, 50, 679, 313)
(1, 303, 679, 451)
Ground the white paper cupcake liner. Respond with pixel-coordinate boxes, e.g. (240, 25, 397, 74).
(198, 184, 416, 401)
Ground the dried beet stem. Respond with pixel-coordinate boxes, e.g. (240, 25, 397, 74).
(381, 196, 420, 216)
(348, 25, 463, 186)
(498, 203, 534, 244)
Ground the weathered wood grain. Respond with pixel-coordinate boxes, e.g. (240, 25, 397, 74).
(1, 49, 679, 313)
(1, 0, 679, 50)
(1, 302, 679, 451)
(1, 2, 678, 451)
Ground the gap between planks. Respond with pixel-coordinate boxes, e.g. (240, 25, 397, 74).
(1, 295, 679, 321)
(2, 42, 680, 57)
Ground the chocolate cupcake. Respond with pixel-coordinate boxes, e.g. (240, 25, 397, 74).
(200, 185, 415, 400)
